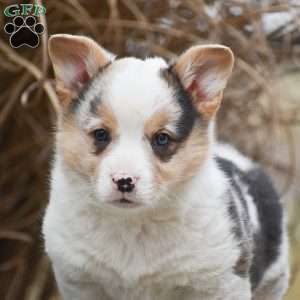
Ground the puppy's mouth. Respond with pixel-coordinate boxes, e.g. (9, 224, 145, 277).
(110, 198, 140, 208)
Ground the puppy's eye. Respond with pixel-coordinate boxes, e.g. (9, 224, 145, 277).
(94, 128, 110, 142)
(152, 132, 172, 151)
(151, 132, 177, 161)
(92, 128, 111, 150)
(155, 133, 170, 146)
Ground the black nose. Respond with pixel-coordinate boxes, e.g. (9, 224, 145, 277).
(115, 177, 135, 193)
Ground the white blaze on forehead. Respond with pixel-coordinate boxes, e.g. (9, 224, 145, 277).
(76, 56, 182, 135)
(99, 57, 179, 134)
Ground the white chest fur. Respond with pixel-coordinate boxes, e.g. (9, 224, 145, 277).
(43, 159, 241, 300)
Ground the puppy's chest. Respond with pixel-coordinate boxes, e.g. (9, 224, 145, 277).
(59, 213, 238, 296)
(64, 228, 230, 300)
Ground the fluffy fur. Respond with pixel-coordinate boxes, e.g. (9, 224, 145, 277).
(43, 34, 289, 300)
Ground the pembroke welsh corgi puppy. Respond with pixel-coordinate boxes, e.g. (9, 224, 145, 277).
(43, 34, 289, 300)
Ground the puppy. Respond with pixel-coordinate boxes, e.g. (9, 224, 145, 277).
(43, 34, 289, 300)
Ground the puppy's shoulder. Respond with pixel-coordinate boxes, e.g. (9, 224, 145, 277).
(214, 143, 285, 290)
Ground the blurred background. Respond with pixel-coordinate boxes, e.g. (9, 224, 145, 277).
(0, 0, 299, 299)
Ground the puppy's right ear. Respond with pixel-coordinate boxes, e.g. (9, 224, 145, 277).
(48, 34, 113, 107)
(173, 45, 234, 119)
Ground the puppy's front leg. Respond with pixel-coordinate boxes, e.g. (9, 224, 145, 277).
(53, 266, 111, 300)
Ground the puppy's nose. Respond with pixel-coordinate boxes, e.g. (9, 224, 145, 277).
(112, 175, 136, 193)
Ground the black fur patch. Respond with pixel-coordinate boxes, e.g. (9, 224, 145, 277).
(227, 191, 252, 279)
(227, 194, 243, 240)
(216, 156, 283, 290)
(216, 157, 249, 219)
(161, 67, 199, 142)
(244, 168, 282, 290)
(217, 157, 252, 278)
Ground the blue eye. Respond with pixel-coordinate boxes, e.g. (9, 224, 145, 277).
(151, 132, 176, 160)
(155, 133, 170, 146)
(94, 129, 110, 142)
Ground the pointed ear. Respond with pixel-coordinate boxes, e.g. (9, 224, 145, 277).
(48, 34, 113, 106)
(174, 45, 234, 118)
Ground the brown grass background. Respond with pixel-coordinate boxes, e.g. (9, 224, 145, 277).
(0, 0, 299, 299)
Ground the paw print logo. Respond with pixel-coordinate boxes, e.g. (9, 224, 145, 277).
(4, 16, 44, 48)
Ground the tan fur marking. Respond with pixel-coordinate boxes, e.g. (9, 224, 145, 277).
(154, 124, 209, 187)
(57, 117, 99, 177)
(197, 93, 223, 119)
(57, 116, 99, 178)
(55, 81, 76, 109)
(144, 110, 171, 138)
(57, 102, 118, 178)
(97, 103, 118, 135)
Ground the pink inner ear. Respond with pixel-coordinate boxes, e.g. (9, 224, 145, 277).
(187, 77, 207, 102)
(71, 58, 90, 89)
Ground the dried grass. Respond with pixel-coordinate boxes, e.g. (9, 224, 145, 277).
(0, 0, 299, 299)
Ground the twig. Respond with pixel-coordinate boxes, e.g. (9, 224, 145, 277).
(0, 231, 32, 243)
(36, 0, 49, 79)
(0, 73, 31, 126)
(24, 256, 51, 300)
(0, 39, 60, 113)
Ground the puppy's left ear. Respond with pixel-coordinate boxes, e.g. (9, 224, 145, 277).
(48, 34, 114, 108)
(174, 45, 234, 118)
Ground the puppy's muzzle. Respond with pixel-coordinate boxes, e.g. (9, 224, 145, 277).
(112, 175, 136, 193)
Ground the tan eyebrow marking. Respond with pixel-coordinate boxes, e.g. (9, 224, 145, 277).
(144, 110, 171, 138)
(96, 102, 118, 134)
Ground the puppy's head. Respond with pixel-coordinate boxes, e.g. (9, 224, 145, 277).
(49, 34, 233, 210)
